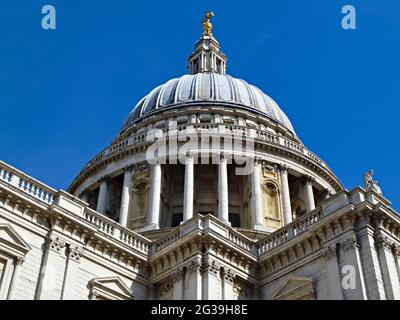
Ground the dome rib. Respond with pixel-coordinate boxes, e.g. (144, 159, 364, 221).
(122, 73, 296, 135)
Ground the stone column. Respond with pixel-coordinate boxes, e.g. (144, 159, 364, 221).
(61, 245, 83, 300)
(357, 220, 386, 300)
(6, 256, 24, 300)
(202, 258, 222, 299)
(147, 162, 162, 229)
(251, 160, 264, 229)
(339, 237, 368, 300)
(119, 166, 134, 227)
(304, 175, 316, 212)
(183, 153, 194, 221)
(36, 236, 66, 300)
(218, 153, 229, 224)
(96, 176, 108, 214)
(322, 244, 344, 299)
(279, 165, 292, 225)
(376, 236, 400, 300)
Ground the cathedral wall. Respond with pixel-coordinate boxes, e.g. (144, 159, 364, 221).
(260, 256, 328, 300)
(0, 210, 46, 300)
(74, 257, 147, 300)
(0, 194, 148, 300)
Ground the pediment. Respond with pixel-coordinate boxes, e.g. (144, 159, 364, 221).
(273, 276, 314, 300)
(0, 224, 31, 256)
(89, 276, 134, 300)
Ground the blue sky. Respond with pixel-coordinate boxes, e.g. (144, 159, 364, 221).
(0, 0, 399, 209)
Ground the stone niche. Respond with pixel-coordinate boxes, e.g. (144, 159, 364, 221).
(261, 166, 282, 230)
(128, 172, 150, 229)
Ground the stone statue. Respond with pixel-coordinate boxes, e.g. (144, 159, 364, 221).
(202, 11, 215, 36)
(363, 170, 382, 195)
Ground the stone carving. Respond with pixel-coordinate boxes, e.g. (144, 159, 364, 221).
(202, 258, 221, 275)
(222, 268, 236, 284)
(363, 170, 382, 195)
(376, 235, 394, 250)
(341, 238, 358, 252)
(321, 245, 336, 257)
(68, 245, 83, 262)
(46, 236, 66, 254)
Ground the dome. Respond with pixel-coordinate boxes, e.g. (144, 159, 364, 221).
(121, 73, 295, 135)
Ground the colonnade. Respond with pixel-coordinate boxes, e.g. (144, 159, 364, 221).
(82, 154, 318, 230)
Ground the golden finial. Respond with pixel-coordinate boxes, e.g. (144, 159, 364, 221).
(202, 11, 215, 36)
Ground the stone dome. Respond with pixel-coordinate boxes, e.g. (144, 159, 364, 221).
(121, 73, 295, 135)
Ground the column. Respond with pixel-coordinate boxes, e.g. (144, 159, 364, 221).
(183, 153, 194, 221)
(251, 160, 264, 229)
(147, 163, 162, 229)
(376, 236, 400, 300)
(36, 236, 66, 300)
(322, 245, 344, 299)
(304, 175, 316, 212)
(119, 166, 133, 227)
(279, 165, 292, 225)
(218, 153, 229, 224)
(358, 221, 386, 299)
(61, 246, 83, 300)
(7, 256, 24, 300)
(96, 176, 108, 214)
(339, 237, 368, 300)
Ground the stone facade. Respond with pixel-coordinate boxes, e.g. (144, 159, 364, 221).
(1, 15, 399, 300)
(1, 161, 400, 300)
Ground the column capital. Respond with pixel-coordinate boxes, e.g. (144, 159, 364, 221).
(221, 267, 236, 284)
(46, 236, 66, 254)
(185, 151, 195, 161)
(133, 162, 150, 173)
(322, 245, 337, 257)
(98, 175, 111, 184)
(219, 152, 230, 161)
(123, 165, 135, 173)
(376, 235, 394, 251)
(67, 245, 83, 262)
(278, 164, 290, 173)
(341, 238, 359, 252)
(303, 175, 315, 184)
(15, 256, 25, 265)
(202, 258, 222, 275)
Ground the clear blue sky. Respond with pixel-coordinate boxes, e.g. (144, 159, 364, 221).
(0, 0, 399, 209)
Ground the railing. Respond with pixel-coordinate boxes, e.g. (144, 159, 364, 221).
(0, 161, 151, 256)
(84, 123, 329, 172)
(257, 207, 325, 255)
(119, 228, 151, 255)
(228, 229, 255, 253)
(0, 161, 56, 204)
(154, 229, 180, 252)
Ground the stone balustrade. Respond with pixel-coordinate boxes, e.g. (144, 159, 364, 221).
(0, 160, 395, 260)
(84, 123, 328, 172)
(0, 161, 56, 204)
(154, 214, 257, 255)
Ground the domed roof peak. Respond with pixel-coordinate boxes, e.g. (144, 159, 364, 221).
(120, 13, 295, 136)
(121, 73, 295, 134)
